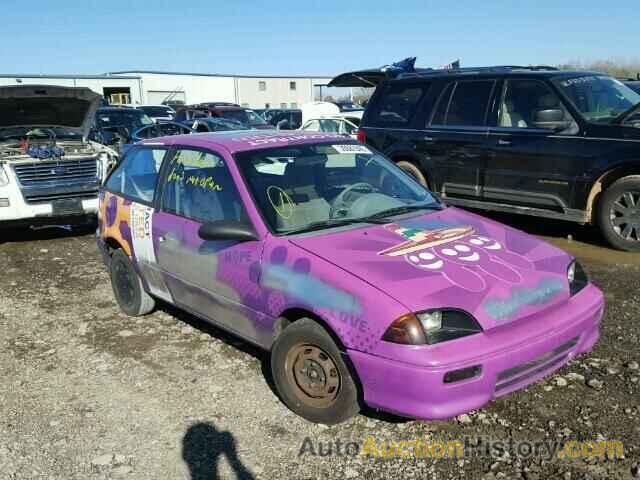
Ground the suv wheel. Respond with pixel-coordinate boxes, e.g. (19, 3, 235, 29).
(110, 249, 155, 316)
(270, 318, 360, 424)
(396, 160, 428, 187)
(597, 175, 640, 251)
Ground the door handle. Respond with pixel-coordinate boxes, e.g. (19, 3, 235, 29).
(497, 139, 512, 146)
(423, 136, 435, 142)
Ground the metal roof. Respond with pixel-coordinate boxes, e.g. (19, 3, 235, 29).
(107, 70, 333, 79)
(0, 73, 141, 80)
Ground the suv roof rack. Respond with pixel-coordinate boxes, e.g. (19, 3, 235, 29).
(398, 65, 560, 79)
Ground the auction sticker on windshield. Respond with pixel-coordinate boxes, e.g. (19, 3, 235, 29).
(332, 144, 371, 154)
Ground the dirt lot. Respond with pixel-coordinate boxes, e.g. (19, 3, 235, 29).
(1, 216, 639, 480)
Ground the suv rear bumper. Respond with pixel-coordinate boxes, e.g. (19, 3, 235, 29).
(348, 284, 604, 420)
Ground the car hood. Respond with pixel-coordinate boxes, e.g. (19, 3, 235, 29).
(290, 208, 573, 331)
(0, 85, 101, 138)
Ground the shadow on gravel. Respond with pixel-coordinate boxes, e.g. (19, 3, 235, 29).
(0, 223, 96, 243)
(183, 422, 255, 480)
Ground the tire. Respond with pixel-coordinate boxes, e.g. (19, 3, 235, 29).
(396, 160, 428, 187)
(597, 175, 640, 252)
(270, 318, 360, 424)
(110, 249, 155, 316)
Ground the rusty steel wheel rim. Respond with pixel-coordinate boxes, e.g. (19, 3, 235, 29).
(284, 343, 341, 408)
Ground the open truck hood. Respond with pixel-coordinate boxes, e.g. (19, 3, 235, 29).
(290, 207, 574, 332)
(0, 85, 101, 138)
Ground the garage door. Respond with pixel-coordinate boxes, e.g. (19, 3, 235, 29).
(146, 90, 186, 104)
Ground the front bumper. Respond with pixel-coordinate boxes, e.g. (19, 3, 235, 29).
(349, 284, 604, 420)
(0, 182, 99, 225)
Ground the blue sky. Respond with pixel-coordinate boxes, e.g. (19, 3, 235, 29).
(1, 0, 637, 76)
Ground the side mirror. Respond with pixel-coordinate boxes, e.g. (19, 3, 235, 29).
(534, 109, 572, 131)
(198, 220, 259, 242)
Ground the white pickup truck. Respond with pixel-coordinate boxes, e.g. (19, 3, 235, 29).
(0, 85, 118, 227)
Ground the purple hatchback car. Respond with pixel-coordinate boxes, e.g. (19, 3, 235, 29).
(98, 131, 604, 424)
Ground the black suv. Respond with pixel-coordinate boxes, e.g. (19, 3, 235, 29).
(331, 64, 640, 251)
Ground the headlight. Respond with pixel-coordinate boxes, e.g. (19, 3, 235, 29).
(568, 260, 588, 296)
(382, 309, 482, 345)
(0, 165, 9, 187)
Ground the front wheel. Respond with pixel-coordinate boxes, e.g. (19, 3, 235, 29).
(270, 319, 360, 424)
(597, 175, 640, 251)
(110, 249, 155, 316)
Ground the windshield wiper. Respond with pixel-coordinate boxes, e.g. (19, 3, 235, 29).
(280, 216, 389, 235)
(362, 202, 444, 220)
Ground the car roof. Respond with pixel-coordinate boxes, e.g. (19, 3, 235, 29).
(97, 106, 140, 112)
(140, 130, 353, 154)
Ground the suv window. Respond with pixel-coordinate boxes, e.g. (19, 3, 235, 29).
(432, 80, 495, 127)
(161, 148, 244, 223)
(499, 79, 575, 130)
(105, 147, 166, 204)
(369, 82, 429, 125)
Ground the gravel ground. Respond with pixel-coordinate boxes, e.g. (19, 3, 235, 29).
(1, 219, 639, 480)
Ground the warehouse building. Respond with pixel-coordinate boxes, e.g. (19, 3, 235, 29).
(0, 71, 334, 108)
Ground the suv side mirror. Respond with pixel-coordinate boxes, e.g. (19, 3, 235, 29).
(534, 109, 572, 131)
(198, 220, 258, 242)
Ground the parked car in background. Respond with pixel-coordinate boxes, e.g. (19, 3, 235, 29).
(98, 130, 603, 425)
(94, 106, 154, 148)
(331, 62, 640, 251)
(625, 81, 640, 94)
(191, 117, 251, 132)
(130, 121, 193, 142)
(175, 104, 271, 130)
(300, 116, 360, 138)
(0, 85, 118, 227)
(135, 104, 176, 122)
(270, 109, 302, 130)
(333, 100, 364, 112)
(174, 106, 210, 126)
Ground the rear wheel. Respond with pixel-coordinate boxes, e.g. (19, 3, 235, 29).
(270, 319, 360, 424)
(597, 175, 640, 251)
(110, 249, 155, 316)
(396, 160, 428, 187)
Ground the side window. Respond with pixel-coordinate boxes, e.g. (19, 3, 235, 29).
(369, 82, 429, 125)
(303, 120, 321, 132)
(499, 79, 576, 131)
(105, 147, 166, 204)
(433, 80, 495, 127)
(160, 149, 245, 224)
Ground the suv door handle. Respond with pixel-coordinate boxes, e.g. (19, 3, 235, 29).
(497, 139, 512, 146)
(423, 136, 435, 143)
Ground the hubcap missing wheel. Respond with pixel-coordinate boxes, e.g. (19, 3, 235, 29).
(285, 344, 340, 408)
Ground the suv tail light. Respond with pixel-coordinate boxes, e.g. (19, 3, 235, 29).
(356, 129, 366, 144)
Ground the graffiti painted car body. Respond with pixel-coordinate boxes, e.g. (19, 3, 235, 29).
(97, 130, 604, 424)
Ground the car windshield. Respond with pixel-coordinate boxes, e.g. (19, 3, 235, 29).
(220, 109, 250, 125)
(96, 110, 154, 129)
(246, 110, 267, 125)
(553, 75, 640, 123)
(235, 142, 438, 234)
(0, 126, 82, 141)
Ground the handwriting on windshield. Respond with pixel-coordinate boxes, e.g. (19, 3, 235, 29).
(167, 168, 222, 191)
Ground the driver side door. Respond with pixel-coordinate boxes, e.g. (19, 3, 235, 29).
(153, 147, 272, 346)
(485, 79, 585, 213)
